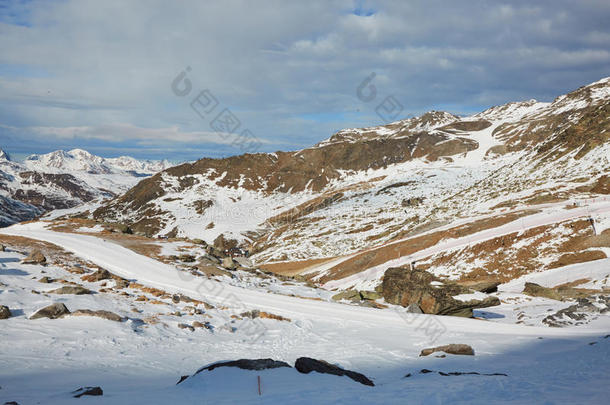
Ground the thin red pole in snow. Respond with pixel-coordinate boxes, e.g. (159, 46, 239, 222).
(258, 375, 261, 396)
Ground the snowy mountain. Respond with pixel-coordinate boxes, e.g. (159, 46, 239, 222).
(0, 148, 174, 226)
(0, 79, 609, 404)
(94, 77, 609, 263)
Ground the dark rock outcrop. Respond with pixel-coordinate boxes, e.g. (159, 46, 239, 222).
(294, 357, 375, 387)
(381, 267, 500, 317)
(193, 359, 290, 375)
(72, 386, 103, 398)
(0, 305, 11, 319)
(420, 344, 475, 357)
(30, 303, 70, 319)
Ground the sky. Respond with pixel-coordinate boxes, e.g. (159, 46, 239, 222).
(0, 0, 609, 162)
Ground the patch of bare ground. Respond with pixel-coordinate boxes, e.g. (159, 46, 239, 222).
(413, 218, 608, 284)
(316, 210, 537, 284)
(260, 257, 337, 277)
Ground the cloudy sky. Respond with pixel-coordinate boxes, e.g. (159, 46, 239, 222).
(0, 0, 609, 161)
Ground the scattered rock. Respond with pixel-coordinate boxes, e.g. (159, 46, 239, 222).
(48, 286, 92, 295)
(72, 386, 103, 398)
(360, 290, 381, 300)
(523, 282, 562, 301)
(240, 309, 290, 322)
(543, 295, 610, 327)
(382, 267, 498, 317)
(420, 344, 475, 357)
(294, 357, 375, 387)
(81, 269, 111, 282)
(70, 309, 125, 322)
(21, 249, 46, 265)
(469, 281, 501, 294)
(0, 305, 11, 319)
(233, 256, 253, 268)
(410, 369, 507, 377)
(30, 303, 70, 319)
(0, 244, 5, 251)
(213, 234, 238, 252)
(38, 276, 53, 283)
(178, 254, 196, 263)
(401, 197, 425, 207)
(178, 323, 195, 332)
(331, 290, 361, 302)
(221, 257, 237, 270)
(406, 303, 423, 314)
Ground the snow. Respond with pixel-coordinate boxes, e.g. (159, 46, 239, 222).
(1, 223, 609, 403)
(322, 199, 610, 290)
(499, 258, 610, 293)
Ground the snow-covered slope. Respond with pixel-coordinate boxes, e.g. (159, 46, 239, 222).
(0, 222, 608, 403)
(92, 77, 610, 268)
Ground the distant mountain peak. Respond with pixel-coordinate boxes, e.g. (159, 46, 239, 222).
(0, 148, 10, 161)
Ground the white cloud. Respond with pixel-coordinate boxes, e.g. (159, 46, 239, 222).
(0, 0, 608, 159)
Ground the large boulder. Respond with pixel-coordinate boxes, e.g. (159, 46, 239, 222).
(48, 286, 92, 295)
(381, 267, 499, 317)
(523, 282, 562, 301)
(30, 303, 70, 319)
(420, 344, 475, 356)
(21, 249, 46, 265)
(0, 305, 11, 319)
(295, 357, 374, 386)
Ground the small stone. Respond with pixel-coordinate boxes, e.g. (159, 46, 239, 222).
(177, 323, 195, 331)
(38, 276, 53, 284)
(0, 305, 11, 319)
(72, 386, 103, 398)
(221, 257, 237, 270)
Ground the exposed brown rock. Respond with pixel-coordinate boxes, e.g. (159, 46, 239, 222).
(22, 249, 46, 265)
(70, 309, 125, 322)
(48, 285, 92, 295)
(81, 269, 112, 282)
(523, 282, 562, 301)
(420, 344, 475, 357)
(0, 305, 11, 319)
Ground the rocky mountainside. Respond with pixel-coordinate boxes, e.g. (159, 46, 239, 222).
(93, 78, 610, 265)
(0, 149, 174, 227)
